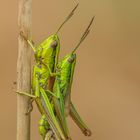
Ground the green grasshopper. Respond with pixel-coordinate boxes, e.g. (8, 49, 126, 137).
(17, 4, 79, 140)
(46, 17, 94, 139)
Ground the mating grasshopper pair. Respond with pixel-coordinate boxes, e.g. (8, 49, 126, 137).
(17, 4, 94, 140)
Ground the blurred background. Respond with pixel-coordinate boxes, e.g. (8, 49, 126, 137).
(0, 0, 140, 140)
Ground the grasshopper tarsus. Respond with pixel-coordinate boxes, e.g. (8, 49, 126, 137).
(19, 31, 27, 41)
(25, 109, 32, 116)
(83, 129, 92, 136)
(25, 98, 34, 115)
(25, 110, 31, 116)
(20, 31, 35, 45)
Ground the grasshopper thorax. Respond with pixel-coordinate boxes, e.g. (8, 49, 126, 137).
(54, 53, 76, 100)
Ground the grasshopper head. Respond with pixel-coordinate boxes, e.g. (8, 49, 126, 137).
(61, 53, 76, 65)
(57, 53, 76, 74)
(35, 34, 60, 67)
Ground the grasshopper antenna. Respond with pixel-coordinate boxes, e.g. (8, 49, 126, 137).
(56, 3, 79, 34)
(73, 0, 79, 4)
(72, 16, 95, 54)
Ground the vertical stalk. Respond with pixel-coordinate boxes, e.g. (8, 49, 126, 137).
(17, 0, 32, 140)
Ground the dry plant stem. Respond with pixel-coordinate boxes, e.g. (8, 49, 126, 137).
(17, 0, 32, 140)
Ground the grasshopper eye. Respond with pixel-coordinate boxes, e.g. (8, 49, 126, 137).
(68, 57, 74, 63)
(50, 40, 58, 48)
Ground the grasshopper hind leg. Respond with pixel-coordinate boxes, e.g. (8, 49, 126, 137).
(70, 102, 92, 136)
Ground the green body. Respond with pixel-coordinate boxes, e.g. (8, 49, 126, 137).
(53, 53, 91, 136)
(32, 35, 59, 95)
(52, 16, 95, 137)
(54, 54, 76, 116)
(31, 35, 67, 140)
(17, 33, 67, 139)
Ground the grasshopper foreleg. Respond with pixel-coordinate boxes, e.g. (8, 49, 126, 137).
(42, 63, 60, 77)
(45, 90, 59, 99)
(16, 91, 36, 98)
(16, 91, 36, 114)
(20, 31, 36, 52)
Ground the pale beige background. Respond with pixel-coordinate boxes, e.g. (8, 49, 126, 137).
(0, 0, 140, 140)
